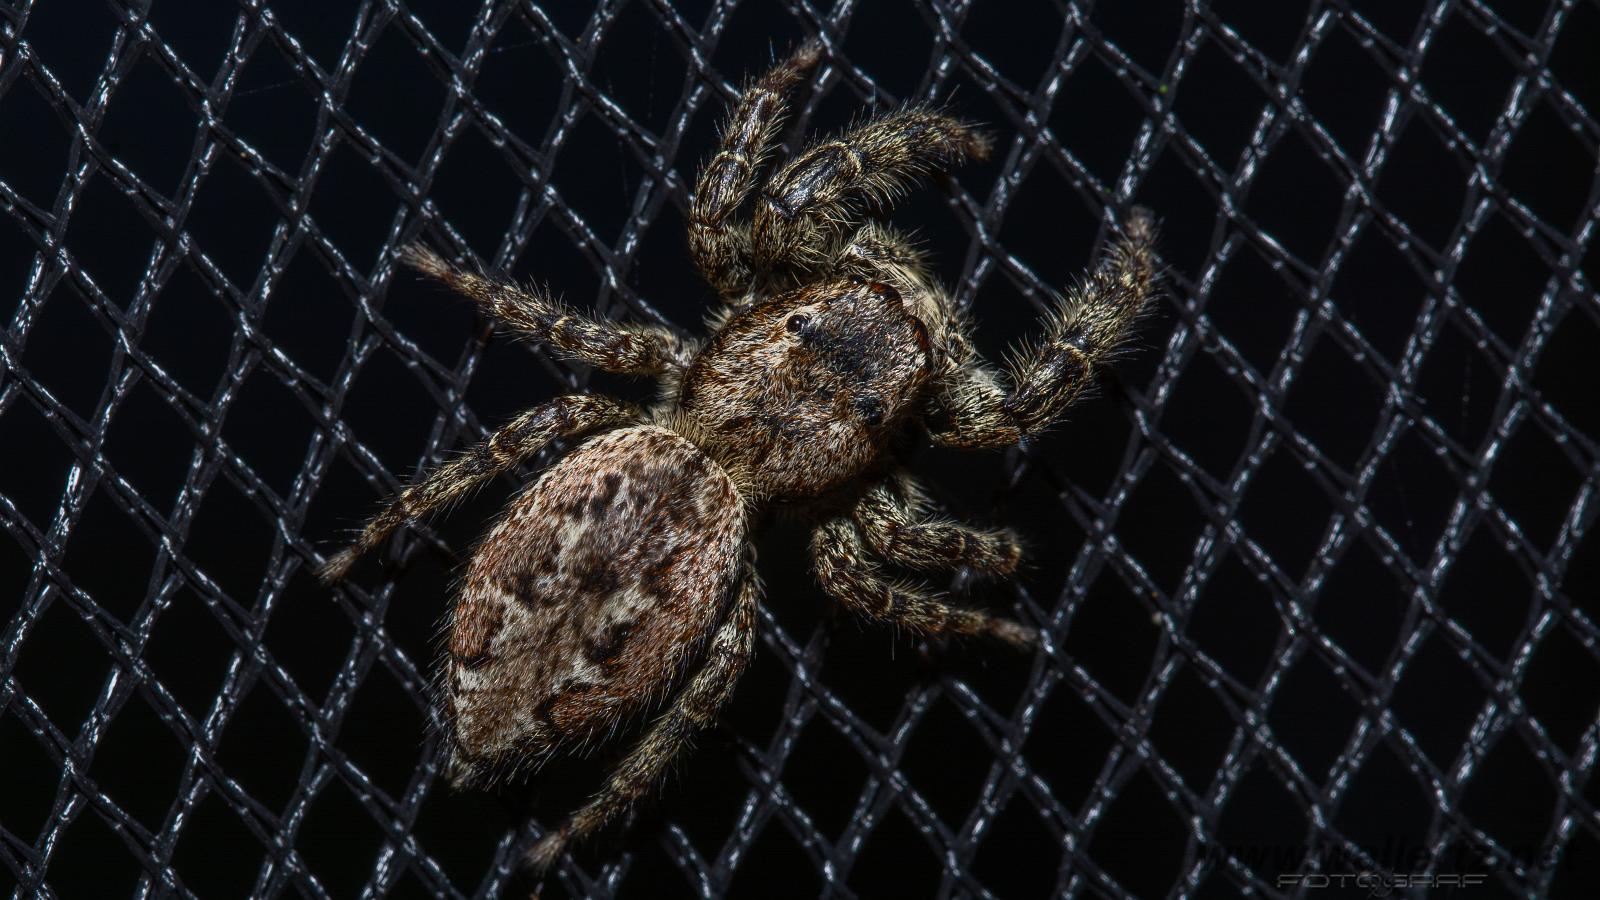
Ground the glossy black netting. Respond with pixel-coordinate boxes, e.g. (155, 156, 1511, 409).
(3, 0, 1598, 897)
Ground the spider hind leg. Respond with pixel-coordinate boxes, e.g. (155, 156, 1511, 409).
(527, 564, 760, 873)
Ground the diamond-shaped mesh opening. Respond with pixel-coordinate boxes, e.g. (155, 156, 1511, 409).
(3, 1, 1597, 897)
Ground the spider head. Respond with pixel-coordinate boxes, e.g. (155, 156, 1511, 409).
(770, 276, 936, 416)
(680, 278, 936, 497)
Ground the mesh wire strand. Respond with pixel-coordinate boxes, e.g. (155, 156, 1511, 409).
(2, 0, 1598, 897)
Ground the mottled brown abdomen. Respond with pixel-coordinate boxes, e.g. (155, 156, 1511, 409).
(445, 425, 746, 785)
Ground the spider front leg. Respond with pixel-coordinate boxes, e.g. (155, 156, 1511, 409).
(811, 517, 1035, 648)
(850, 474, 1021, 577)
(318, 395, 638, 583)
(689, 41, 823, 302)
(527, 565, 760, 873)
(752, 108, 991, 274)
(929, 207, 1159, 449)
(403, 246, 689, 375)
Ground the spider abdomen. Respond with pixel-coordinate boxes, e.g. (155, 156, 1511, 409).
(445, 425, 746, 785)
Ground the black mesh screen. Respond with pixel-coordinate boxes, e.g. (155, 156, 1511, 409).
(3, 1, 1597, 897)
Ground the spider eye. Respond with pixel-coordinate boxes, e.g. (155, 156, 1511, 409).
(786, 314, 810, 333)
(855, 396, 884, 427)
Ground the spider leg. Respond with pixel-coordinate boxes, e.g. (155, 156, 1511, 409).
(830, 223, 943, 308)
(527, 562, 760, 874)
(811, 517, 1035, 648)
(851, 474, 1021, 577)
(402, 245, 689, 376)
(317, 395, 638, 583)
(752, 108, 991, 275)
(689, 40, 823, 303)
(928, 207, 1159, 449)
(832, 222, 928, 278)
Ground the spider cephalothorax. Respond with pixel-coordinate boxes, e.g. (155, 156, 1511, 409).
(681, 277, 936, 496)
(320, 39, 1158, 875)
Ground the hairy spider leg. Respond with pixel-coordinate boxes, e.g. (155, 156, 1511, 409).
(317, 395, 638, 583)
(832, 222, 930, 282)
(402, 245, 689, 375)
(929, 207, 1159, 449)
(689, 40, 824, 303)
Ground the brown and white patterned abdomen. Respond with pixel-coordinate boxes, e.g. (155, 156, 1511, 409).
(445, 425, 746, 785)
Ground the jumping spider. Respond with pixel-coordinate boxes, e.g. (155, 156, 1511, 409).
(320, 41, 1157, 873)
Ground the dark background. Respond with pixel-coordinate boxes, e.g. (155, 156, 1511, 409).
(2, 0, 1597, 898)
